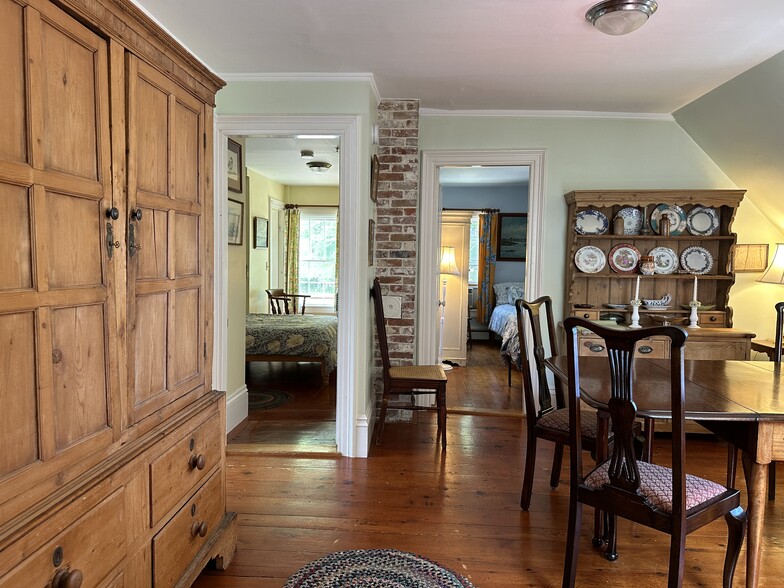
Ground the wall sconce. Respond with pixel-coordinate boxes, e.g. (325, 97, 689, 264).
(733, 244, 769, 273)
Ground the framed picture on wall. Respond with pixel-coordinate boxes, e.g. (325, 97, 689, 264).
(368, 219, 375, 266)
(227, 138, 243, 193)
(227, 199, 243, 245)
(496, 213, 528, 261)
(254, 217, 269, 248)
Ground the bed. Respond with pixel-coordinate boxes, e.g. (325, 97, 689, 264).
(489, 303, 522, 370)
(245, 314, 338, 385)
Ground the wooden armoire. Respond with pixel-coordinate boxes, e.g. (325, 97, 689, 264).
(0, 0, 235, 586)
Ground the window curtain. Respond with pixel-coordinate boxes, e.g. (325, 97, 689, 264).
(476, 211, 498, 324)
(334, 210, 340, 313)
(284, 208, 300, 293)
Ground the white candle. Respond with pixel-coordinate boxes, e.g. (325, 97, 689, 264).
(634, 276, 640, 301)
(692, 276, 698, 302)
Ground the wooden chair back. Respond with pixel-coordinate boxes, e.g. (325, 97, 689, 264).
(775, 301, 784, 363)
(371, 278, 392, 376)
(266, 289, 288, 314)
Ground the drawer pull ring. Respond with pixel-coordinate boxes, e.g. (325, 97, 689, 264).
(638, 345, 653, 354)
(52, 568, 83, 588)
(189, 454, 206, 470)
(191, 521, 208, 537)
(589, 344, 604, 353)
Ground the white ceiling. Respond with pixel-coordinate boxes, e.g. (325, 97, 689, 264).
(244, 136, 340, 186)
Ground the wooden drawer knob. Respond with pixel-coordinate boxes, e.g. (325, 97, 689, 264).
(710, 316, 717, 322)
(52, 568, 83, 588)
(191, 521, 208, 537)
(189, 454, 206, 470)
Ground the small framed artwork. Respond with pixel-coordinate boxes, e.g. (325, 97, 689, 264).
(227, 138, 243, 193)
(368, 219, 375, 266)
(496, 213, 528, 261)
(370, 154, 379, 203)
(733, 243, 769, 272)
(227, 198, 243, 245)
(254, 217, 269, 249)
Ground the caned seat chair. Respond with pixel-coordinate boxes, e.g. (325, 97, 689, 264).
(266, 288, 309, 314)
(727, 300, 784, 500)
(561, 318, 746, 588)
(518, 296, 620, 512)
(371, 278, 448, 448)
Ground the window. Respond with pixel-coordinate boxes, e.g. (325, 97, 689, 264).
(298, 208, 338, 306)
(468, 214, 479, 285)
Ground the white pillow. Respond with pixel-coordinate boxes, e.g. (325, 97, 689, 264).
(493, 282, 524, 306)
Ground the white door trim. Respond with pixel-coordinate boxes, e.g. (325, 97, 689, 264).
(213, 115, 361, 456)
(417, 149, 546, 365)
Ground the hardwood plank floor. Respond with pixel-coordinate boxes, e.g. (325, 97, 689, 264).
(197, 410, 784, 587)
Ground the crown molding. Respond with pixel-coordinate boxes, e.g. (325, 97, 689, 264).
(217, 72, 381, 104)
(420, 108, 674, 121)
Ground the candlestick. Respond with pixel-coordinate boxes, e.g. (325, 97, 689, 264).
(692, 275, 698, 302)
(689, 299, 701, 328)
(629, 299, 642, 329)
(634, 276, 640, 301)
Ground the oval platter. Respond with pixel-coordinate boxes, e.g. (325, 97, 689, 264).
(574, 209, 609, 235)
(648, 246, 678, 274)
(574, 245, 606, 273)
(608, 243, 641, 274)
(650, 203, 687, 236)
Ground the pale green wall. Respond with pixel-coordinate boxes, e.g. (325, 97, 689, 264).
(247, 170, 285, 313)
(286, 185, 340, 206)
(419, 115, 735, 327)
(674, 50, 784, 342)
(227, 136, 248, 399)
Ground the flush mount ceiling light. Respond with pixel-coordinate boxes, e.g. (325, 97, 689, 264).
(300, 149, 314, 159)
(586, 0, 657, 36)
(306, 161, 332, 173)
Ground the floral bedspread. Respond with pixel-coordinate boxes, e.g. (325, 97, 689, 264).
(488, 304, 521, 369)
(245, 314, 338, 374)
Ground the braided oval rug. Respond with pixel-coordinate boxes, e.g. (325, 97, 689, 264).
(283, 549, 476, 587)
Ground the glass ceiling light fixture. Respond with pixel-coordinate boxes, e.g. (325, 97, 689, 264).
(586, 0, 658, 36)
(300, 149, 314, 159)
(306, 161, 332, 174)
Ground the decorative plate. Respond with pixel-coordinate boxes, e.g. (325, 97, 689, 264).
(650, 204, 687, 236)
(574, 209, 609, 235)
(604, 303, 629, 310)
(686, 205, 719, 236)
(616, 207, 643, 235)
(680, 246, 714, 274)
(574, 245, 606, 273)
(608, 243, 640, 274)
(648, 246, 678, 274)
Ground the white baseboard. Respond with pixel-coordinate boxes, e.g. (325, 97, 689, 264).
(355, 411, 370, 458)
(226, 384, 248, 435)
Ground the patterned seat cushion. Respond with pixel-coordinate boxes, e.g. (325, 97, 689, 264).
(584, 460, 727, 513)
(537, 408, 599, 438)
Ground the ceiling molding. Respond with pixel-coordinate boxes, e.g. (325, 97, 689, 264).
(420, 108, 674, 121)
(217, 72, 381, 104)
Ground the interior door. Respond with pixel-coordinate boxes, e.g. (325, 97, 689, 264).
(0, 0, 116, 487)
(126, 55, 207, 422)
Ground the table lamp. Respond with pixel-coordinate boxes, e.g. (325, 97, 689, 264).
(438, 246, 460, 370)
(759, 243, 784, 285)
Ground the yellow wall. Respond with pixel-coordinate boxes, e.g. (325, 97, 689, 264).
(285, 185, 339, 205)
(227, 137, 247, 399)
(247, 170, 285, 313)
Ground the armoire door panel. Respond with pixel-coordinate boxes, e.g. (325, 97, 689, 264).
(0, 311, 38, 478)
(45, 190, 103, 289)
(133, 292, 168, 406)
(0, 182, 32, 291)
(0, 0, 27, 165)
(137, 207, 169, 280)
(174, 212, 200, 277)
(133, 73, 170, 197)
(173, 101, 200, 203)
(50, 304, 109, 450)
(38, 7, 105, 181)
(170, 287, 200, 387)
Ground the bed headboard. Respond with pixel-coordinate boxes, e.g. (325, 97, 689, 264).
(492, 282, 524, 306)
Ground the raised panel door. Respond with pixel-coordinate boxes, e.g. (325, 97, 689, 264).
(127, 56, 206, 422)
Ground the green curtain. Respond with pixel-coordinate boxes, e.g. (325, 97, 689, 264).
(284, 208, 300, 293)
(476, 211, 498, 324)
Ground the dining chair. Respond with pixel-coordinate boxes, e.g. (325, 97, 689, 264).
(266, 289, 309, 314)
(727, 300, 784, 500)
(371, 278, 448, 448)
(561, 317, 746, 588)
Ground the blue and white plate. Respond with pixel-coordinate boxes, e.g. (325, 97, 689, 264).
(575, 209, 609, 235)
(650, 204, 687, 236)
(686, 205, 719, 236)
(680, 246, 714, 274)
(616, 207, 643, 235)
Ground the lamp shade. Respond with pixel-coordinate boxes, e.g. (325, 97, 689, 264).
(439, 246, 460, 276)
(586, 0, 657, 36)
(759, 243, 784, 285)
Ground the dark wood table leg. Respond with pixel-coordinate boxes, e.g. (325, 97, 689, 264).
(742, 450, 768, 587)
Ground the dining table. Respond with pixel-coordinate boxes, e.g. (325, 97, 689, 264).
(545, 355, 784, 588)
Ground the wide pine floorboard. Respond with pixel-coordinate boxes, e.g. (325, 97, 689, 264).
(196, 406, 784, 586)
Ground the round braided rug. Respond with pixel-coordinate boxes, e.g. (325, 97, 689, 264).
(283, 549, 475, 587)
(247, 389, 291, 411)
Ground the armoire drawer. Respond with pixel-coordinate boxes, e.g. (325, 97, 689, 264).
(150, 411, 222, 525)
(578, 336, 668, 359)
(0, 488, 127, 587)
(698, 312, 726, 327)
(152, 471, 224, 587)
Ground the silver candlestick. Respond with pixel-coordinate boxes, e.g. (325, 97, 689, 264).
(629, 299, 642, 329)
(689, 300, 701, 329)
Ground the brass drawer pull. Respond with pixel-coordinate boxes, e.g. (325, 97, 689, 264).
(52, 568, 83, 588)
(191, 521, 208, 538)
(189, 454, 206, 470)
(588, 344, 604, 353)
(638, 345, 653, 354)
